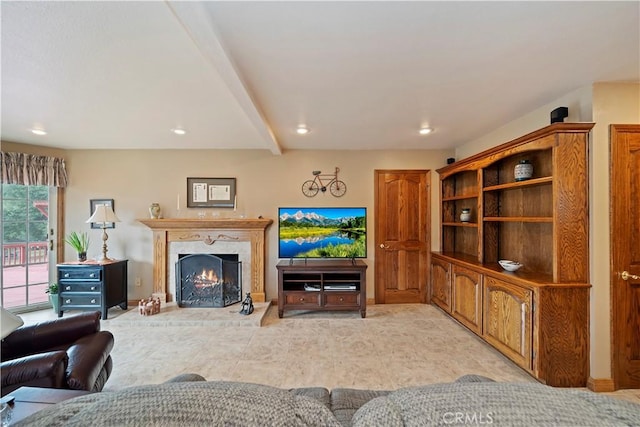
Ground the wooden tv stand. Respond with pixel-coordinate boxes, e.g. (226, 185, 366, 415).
(277, 259, 367, 318)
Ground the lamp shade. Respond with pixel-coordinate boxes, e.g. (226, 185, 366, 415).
(87, 204, 120, 225)
(1, 307, 24, 339)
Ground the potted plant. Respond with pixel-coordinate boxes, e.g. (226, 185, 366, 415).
(65, 231, 90, 262)
(46, 283, 60, 313)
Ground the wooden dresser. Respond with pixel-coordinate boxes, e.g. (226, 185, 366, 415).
(57, 260, 128, 320)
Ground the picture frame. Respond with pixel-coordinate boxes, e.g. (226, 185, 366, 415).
(187, 177, 236, 208)
(89, 199, 115, 229)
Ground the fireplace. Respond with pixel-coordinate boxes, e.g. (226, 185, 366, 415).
(138, 218, 273, 303)
(176, 254, 241, 307)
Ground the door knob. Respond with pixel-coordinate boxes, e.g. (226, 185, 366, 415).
(621, 271, 640, 281)
(379, 244, 389, 249)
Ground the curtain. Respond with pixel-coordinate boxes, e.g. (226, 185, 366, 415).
(1, 151, 68, 187)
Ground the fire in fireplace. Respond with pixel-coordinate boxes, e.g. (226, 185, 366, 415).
(176, 254, 241, 307)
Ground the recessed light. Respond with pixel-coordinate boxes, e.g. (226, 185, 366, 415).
(296, 125, 309, 135)
(171, 128, 186, 135)
(31, 129, 47, 136)
(419, 127, 433, 135)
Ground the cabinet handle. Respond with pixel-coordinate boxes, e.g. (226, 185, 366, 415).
(89, 273, 96, 278)
(65, 286, 71, 291)
(65, 299, 71, 303)
(90, 286, 96, 291)
(299, 297, 305, 302)
(339, 297, 344, 302)
(621, 271, 640, 281)
(379, 243, 389, 249)
(90, 299, 96, 304)
(64, 273, 70, 278)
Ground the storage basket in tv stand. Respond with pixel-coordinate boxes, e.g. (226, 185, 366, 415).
(277, 259, 367, 318)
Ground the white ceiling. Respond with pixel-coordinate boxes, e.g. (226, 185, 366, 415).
(2, 1, 638, 154)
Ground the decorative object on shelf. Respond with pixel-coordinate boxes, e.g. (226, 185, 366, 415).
(239, 292, 254, 315)
(86, 203, 121, 261)
(302, 166, 346, 197)
(187, 177, 236, 208)
(514, 159, 533, 181)
(64, 231, 90, 261)
(45, 283, 60, 313)
(89, 199, 116, 229)
(149, 203, 161, 219)
(460, 208, 472, 222)
(498, 260, 523, 272)
(138, 296, 161, 316)
(550, 106, 569, 124)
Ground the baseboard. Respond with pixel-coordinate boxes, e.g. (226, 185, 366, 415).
(587, 377, 615, 392)
(366, 298, 375, 305)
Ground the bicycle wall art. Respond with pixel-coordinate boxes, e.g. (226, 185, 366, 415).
(302, 167, 346, 197)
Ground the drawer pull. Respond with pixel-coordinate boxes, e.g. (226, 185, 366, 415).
(64, 273, 70, 278)
(299, 297, 305, 302)
(90, 299, 96, 304)
(339, 297, 344, 302)
(89, 273, 96, 278)
(90, 286, 96, 291)
(65, 286, 71, 291)
(65, 299, 72, 304)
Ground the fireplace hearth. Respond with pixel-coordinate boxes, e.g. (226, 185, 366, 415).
(176, 254, 241, 307)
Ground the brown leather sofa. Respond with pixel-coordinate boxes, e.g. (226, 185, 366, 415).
(1, 311, 114, 396)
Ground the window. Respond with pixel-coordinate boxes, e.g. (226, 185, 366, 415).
(1, 184, 55, 311)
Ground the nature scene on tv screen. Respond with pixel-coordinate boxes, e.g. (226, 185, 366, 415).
(278, 208, 366, 258)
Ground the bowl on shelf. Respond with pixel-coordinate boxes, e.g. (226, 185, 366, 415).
(499, 260, 522, 272)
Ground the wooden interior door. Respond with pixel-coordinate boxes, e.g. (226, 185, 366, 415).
(374, 170, 430, 304)
(611, 124, 640, 389)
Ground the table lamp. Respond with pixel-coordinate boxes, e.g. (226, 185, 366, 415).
(86, 204, 120, 261)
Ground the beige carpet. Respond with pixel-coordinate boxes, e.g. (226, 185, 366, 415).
(100, 303, 535, 391)
(18, 304, 640, 404)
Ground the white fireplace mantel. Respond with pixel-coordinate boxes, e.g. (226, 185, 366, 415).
(139, 218, 273, 303)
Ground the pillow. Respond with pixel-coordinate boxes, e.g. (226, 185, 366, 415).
(351, 382, 640, 426)
(1, 307, 23, 339)
(16, 381, 342, 427)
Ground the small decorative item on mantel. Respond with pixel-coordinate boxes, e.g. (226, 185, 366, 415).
(514, 159, 533, 181)
(460, 208, 472, 223)
(149, 203, 161, 219)
(239, 292, 254, 315)
(138, 296, 161, 316)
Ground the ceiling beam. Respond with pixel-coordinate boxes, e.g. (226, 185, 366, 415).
(166, 1, 282, 155)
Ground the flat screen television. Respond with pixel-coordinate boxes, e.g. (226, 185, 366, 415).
(278, 207, 367, 259)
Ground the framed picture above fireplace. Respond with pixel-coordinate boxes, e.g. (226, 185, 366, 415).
(187, 177, 236, 208)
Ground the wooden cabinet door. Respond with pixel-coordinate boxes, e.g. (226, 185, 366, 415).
(452, 265, 482, 334)
(483, 276, 532, 370)
(430, 256, 451, 312)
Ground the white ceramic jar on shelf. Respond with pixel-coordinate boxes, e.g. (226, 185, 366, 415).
(514, 159, 533, 181)
(460, 208, 472, 222)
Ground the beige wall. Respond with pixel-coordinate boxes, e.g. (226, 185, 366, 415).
(455, 82, 640, 381)
(1, 147, 451, 301)
(455, 85, 593, 159)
